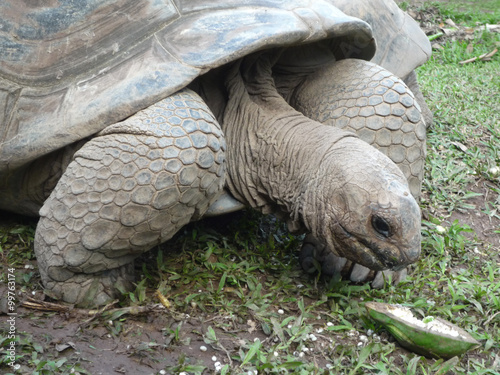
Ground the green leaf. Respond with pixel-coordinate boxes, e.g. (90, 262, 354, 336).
(349, 343, 375, 375)
(218, 272, 227, 293)
(240, 339, 261, 367)
(434, 356, 459, 375)
(205, 326, 217, 344)
(277, 361, 303, 369)
(271, 317, 285, 342)
(407, 356, 422, 375)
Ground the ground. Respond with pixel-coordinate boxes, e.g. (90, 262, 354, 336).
(1, 1, 499, 374)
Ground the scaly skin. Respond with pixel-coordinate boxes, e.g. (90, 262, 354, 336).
(279, 59, 426, 285)
(286, 59, 426, 198)
(34, 89, 225, 306)
(222, 54, 421, 272)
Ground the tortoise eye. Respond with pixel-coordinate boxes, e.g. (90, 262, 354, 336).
(372, 215, 392, 238)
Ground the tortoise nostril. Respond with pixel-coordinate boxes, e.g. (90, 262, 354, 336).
(371, 215, 392, 238)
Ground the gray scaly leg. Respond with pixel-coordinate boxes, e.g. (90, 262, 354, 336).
(34, 89, 225, 306)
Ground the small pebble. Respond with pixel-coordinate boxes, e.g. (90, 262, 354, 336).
(299, 352, 305, 358)
(326, 322, 333, 327)
(179, 372, 187, 375)
(287, 324, 292, 329)
(359, 335, 368, 342)
(436, 225, 446, 234)
(309, 334, 317, 342)
(273, 351, 279, 357)
(278, 309, 284, 315)
(367, 329, 374, 336)
(212, 356, 217, 361)
(357, 342, 364, 347)
(316, 327, 324, 334)
(326, 364, 333, 369)
(200, 345, 207, 352)
(159, 371, 166, 375)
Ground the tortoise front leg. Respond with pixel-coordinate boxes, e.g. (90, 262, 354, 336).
(34, 89, 225, 306)
(282, 59, 426, 287)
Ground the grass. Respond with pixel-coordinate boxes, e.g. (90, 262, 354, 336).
(1, 1, 499, 374)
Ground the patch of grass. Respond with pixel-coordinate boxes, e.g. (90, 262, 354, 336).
(415, 0, 500, 24)
(417, 21, 500, 214)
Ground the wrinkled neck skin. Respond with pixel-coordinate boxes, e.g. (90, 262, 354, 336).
(221, 53, 421, 271)
(222, 54, 352, 230)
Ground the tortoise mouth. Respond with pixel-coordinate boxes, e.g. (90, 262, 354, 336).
(335, 224, 412, 271)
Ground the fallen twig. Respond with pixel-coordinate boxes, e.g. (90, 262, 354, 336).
(459, 48, 498, 64)
(22, 296, 158, 318)
(21, 297, 70, 312)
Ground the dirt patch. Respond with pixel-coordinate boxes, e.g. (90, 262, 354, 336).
(448, 181, 500, 249)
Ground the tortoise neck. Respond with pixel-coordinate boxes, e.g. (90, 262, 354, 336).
(222, 55, 356, 231)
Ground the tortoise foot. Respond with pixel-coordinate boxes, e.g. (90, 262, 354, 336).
(42, 263, 135, 308)
(299, 234, 407, 288)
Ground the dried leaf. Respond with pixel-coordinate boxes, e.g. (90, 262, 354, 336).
(451, 141, 468, 152)
(156, 290, 171, 308)
(55, 342, 76, 352)
(481, 48, 498, 60)
(441, 28, 457, 36)
(445, 19, 457, 27)
(247, 319, 257, 333)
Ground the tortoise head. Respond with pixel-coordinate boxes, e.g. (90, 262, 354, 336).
(306, 137, 421, 271)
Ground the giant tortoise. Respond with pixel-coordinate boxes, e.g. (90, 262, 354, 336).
(0, 0, 431, 306)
